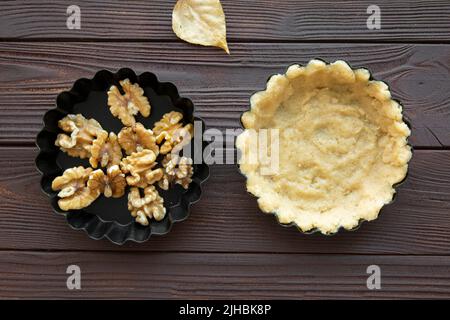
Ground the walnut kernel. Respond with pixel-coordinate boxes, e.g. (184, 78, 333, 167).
(89, 131, 123, 169)
(159, 154, 194, 190)
(88, 165, 127, 198)
(107, 79, 151, 127)
(55, 114, 106, 159)
(120, 149, 163, 188)
(118, 122, 159, 156)
(128, 186, 166, 226)
(153, 111, 194, 154)
(51, 166, 100, 211)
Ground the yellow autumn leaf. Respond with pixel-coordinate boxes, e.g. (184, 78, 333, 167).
(172, 0, 230, 54)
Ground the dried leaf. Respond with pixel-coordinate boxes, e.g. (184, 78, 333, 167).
(172, 0, 229, 54)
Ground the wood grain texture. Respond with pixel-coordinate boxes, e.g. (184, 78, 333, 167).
(0, 42, 449, 147)
(1, 147, 449, 254)
(1, 0, 449, 301)
(0, 251, 449, 299)
(1, 0, 450, 42)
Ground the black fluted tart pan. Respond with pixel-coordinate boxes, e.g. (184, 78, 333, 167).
(35, 68, 209, 244)
(236, 59, 412, 236)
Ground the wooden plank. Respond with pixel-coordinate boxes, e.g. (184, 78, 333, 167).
(1, 1, 450, 42)
(1, 146, 449, 254)
(0, 42, 449, 147)
(0, 251, 449, 299)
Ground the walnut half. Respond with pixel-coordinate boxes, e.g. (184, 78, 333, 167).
(89, 131, 123, 169)
(107, 79, 151, 127)
(128, 186, 166, 226)
(159, 154, 194, 190)
(51, 166, 100, 211)
(153, 111, 194, 154)
(55, 114, 106, 159)
(120, 149, 163, 188)
(88, 165, 127, 198)
(118, 122, 159, 156)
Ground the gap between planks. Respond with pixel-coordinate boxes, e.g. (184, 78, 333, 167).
(0, 248, 449, 257)
(1, 38, 450, 45)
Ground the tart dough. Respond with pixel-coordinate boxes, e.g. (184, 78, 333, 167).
(236, 60, 412, 234)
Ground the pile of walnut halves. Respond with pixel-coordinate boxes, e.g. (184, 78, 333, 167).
(52, 79, 194, 226)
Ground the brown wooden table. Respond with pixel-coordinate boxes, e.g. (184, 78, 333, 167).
(0, 0, 450, 299)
